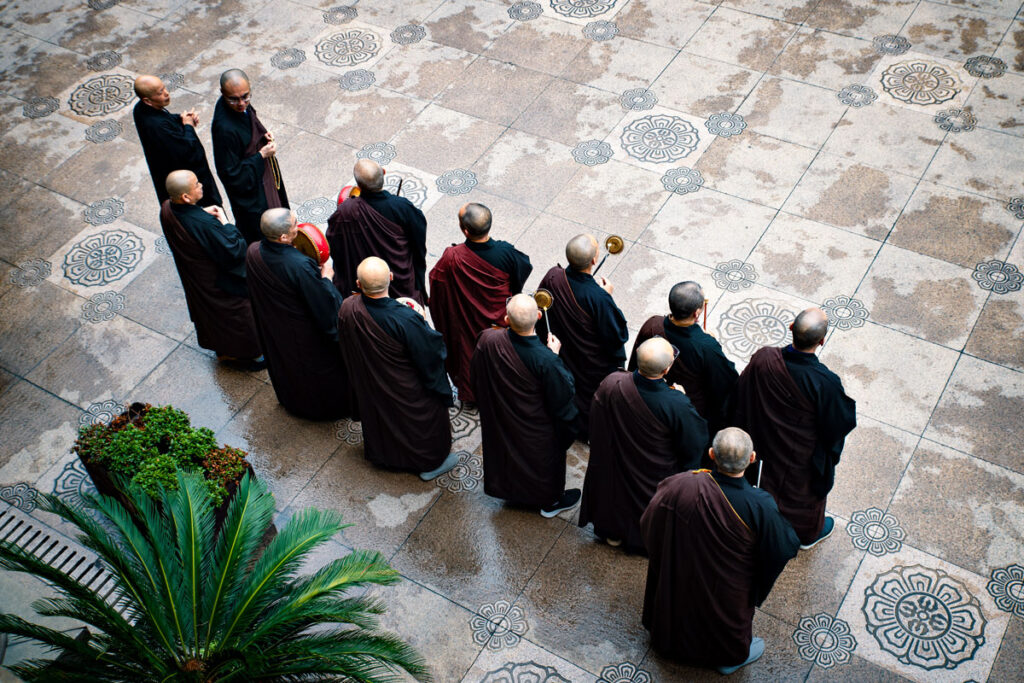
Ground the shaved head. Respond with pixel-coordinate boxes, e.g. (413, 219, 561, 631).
(792, 307, 829, 350)
(459, 203, 492, 238)
(353, 159, 384, 193)
(712, 427, 754, 475)
(261, 208, 296, 241)
(134, 75, 163, 99)
(357, 256, 391, 296)
(219, 68, 249, 90)
(669, 281, 704, 319)
(566, 234, 598, 271)
(165, 170, 197, 201)
(636, 337, 675, 378)
(506, 294, 539, 334)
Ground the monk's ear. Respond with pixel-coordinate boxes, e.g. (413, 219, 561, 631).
(749, 450, 757, 465)
(536, 311, 542, 321)
(389, 272, 394, 282)
(355, 278, 362, 291)
(504, 314, 510, 326)
(707, 447, 715, 463)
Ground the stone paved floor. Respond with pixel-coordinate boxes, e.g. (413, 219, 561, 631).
(1, 0, 1023, 680)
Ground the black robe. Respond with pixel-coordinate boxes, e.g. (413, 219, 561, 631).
(463, 239, 532, 295)
(471, 328, 577, 507)
(133, 101, 222, 207)
(640, 470, 799, 667)
(362, 190, 428, 295)
(537, 266, 628, 441)
(337, 295, 451, 472)
(629, 315, 738, 437)
(159, 201, 260, 359)
(245, 240, 352, 420)
(734, 346, 857, 544)
(580, 371, 707, 552)
(211, 98, 288, 243)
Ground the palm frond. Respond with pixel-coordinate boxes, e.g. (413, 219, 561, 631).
(242, 595, 388, 648)
(254, 629, 431, 682)
(164, 470, 216, 654)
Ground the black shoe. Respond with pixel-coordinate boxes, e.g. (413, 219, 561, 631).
(540, 489, 581, 518)
(800, 516, 836, 550)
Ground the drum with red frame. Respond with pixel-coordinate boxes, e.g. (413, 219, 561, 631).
(337, 185, 361, 205)
(292, 222, 330, 266)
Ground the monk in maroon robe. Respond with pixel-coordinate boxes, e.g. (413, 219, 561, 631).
(537, 234, 628, 441)
(159, 170, 261, 364)
(337, 257, 457, 479)
(245, 208, 353, 421)
(641, 428, 799, 674)
(326, 160, 427, 303)
(580, 338, 707, 552)
(734, 308, 857, 548)
(430, 203, 531, 404)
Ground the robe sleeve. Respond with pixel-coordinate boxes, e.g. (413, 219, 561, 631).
(702, 341, 739, 429)
(395, 196, 428, 292)
(393, 312, 454, 405)
(149, 113, 207, 169)
(295, 261, 344, 343)
(668, 394, 709, 470)
(186, 213, 248, 279)
(508, 248, 533, 295)
(538, 354, 578, 425)
(749, 490, 801, 606)
(212, 119, 264, 197)
(815, 372, 857, 463)
(591, 292, 629, 364)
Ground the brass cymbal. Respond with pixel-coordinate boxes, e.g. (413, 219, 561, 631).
(533, 288, 553, 310)
(604, 234, 624, 255)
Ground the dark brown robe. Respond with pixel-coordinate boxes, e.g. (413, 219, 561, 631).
(579, 371, 678, 551)
(471, 328, 567, 507)
(641, 470, 756, 666)
(337, 295, 451, 472)
(327, 196, 425, 304)
(159, 201, 260, 359)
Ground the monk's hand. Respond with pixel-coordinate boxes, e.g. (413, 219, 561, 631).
(321, 257, 335, 281)
(669, 383, 686, 394)
(264, 131, 274, 142)
(259, 140, 277, 158)
(547, 333, 561, 355)
(598, 276, 614, 295)
(181, 110, 198, 127)
(204, 206, 228, 224)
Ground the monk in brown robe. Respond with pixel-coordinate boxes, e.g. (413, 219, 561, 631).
(158, 170, 261, 367)
(245, 208, 353, 421)
(471, 294, 580, 517)
(734, 308, 857, 549)
(580, 337, 708, 552)
(629, 281, 737, 439)
(641, 428, 799, 674)
(430, 203, 531, 404)
(537, 234, 628, 441)
(337, 257, 458, 479)
(326, 159, 427, 303)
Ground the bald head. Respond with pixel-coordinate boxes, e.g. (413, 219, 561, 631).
(459, 203, 492, 238)
(506, 294, 539, 334)
(711, 428, 754, 475)
(636, 337, 675, 378)
(353, 159, 384, 193)
(356, 257, 391, 296)
(165, 170, 198, 202)
(566, 234, 598, 271)
(669, 281, 704, 320)
(791, 307, 829, 351)
(260, 208, 296, 241)
(219, 68, 250, 90)
(134, 75, 163, 99)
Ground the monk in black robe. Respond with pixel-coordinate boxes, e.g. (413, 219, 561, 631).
(734, 308, 857, 548)
(641, 428, 799, 674)
(431, 203, 532, 404)
(537, 234, 628, 441)
(471, 294, 581, 517)
(337, 257, 457, 479)
(133, 75, 222, 208)
(158, 170, 261, 364)
(212, 69, 288, 244)
(245, 208, 352, 421)
(580, 337, 708, 552)
(629, 281, 737, 440)
(327, 160, 428, 304)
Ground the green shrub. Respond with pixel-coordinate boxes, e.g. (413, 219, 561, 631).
(130, 453, 178, 498)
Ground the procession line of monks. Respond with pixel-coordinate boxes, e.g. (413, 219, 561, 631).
(137, 69, 857, 674)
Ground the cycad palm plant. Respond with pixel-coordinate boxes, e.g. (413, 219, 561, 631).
(0, 471, 430, 682)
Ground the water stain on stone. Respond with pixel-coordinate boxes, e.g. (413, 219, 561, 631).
(736, 24, 793, 71)
(892, 192, 1013, 267)
(931, 383, 1024, 474)
(960, 16, 990, 55)
(759, 241, 830, 297)
(742, 77, 784, 126)
(870, 274, 975, 344)
(807, 0, 878, 31)
(836, 49, 880, 75)
(782, 0, 822, 23)
(947, 140, 976, 161)
(615, 0, 656, 38)
(425, 5, 494, 54)
(774, 32, 826, 78)
(966, 299, 1024, 371)
(805, 163, 894, 239)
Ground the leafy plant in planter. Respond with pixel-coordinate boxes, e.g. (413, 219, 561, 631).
(0, 471, 430, 682)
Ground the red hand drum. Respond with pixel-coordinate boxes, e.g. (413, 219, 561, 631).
(292, 222, 330, 265)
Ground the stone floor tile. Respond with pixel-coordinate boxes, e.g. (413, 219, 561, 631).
(738, 76, 848, 148)
(295, 21, 392, 75)
(605, 104, 716, 175)
(484, 15, 588, 76)
(43, 220, 161, 298)
(424, 188, 539, 259)
(0, 367, 15, 398)
(390, 489, 564, 612)
(462, 637, 598, 683)
(610, 243, 719, 330)
(25, 314, 177, 410)
(988, 615, 1024, 683)
(0, 100, 88, 186)
(438, 56, 553, 127)
(930, 0, 1024, 17)
(770, 28, 882, 90)
(822, 101, 945, 178)
(53, 4, 161, 58)
(512, 78, 625, 147)
(721, 0, 821, 23)
(546, 158, 668, 241)
(560, 33, 679, 95)
(391, 103, 505, 175)
(640, 188, 776, 268)
(782, 153, 918, 241)
(867, 50, 974, 116)
(805, 653, 915, 682)
(470, 129, 579, 210)
(902, 1, 1011, 60)
(0, 31, 86, 102)
(821, 320, 960, 433)
(684, 7, 799, 72)
(747, 212, 880, 303)
(421, 1, 514, 55)
(613, 0, 714, 49)
(271, 129, 362, 205)
(826, 416, 918, 519)
(0, 381, 80, 487)
(926, 127, 1024, 200)
(39, 134, 145, 206)
(372, 39, 477, 101)
(652, 51, 761, 118)
(966, 71, 1024, 137)
(230, 0, 329, 51)
(0, 282, 82, 376)
(924, 354, 1024, 474)
(707, 283, 816, 369)
(538, 0, 627, 26)
(858, 243, 987, 348)
(991, 18, 1024, 75)
(515, 524, 650, 674)
(339, 0, 441, 31)
(695, 131, 816, 208)
(803, 0, 919, 40)
(965, 235, 1024, 371)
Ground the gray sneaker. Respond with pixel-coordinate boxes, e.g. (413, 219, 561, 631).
(419, 452, 460, 482)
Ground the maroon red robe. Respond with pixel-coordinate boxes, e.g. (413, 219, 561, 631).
(429, 244, 511, 404)
(245, 243, 353, 420)
(337, 295, 451, 472)
(641, 470, 756, 666)
(579, 371, 679, 551)
(471, 328, 567, 507)
(326, 196, 424, 304)
(734, 346, 823, 544)
(159, 201, 261, 359)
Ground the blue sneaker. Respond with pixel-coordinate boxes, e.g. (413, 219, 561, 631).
(717, 637, 765, 675)
(419, 452, 460, 481)
(800, 516, 836, 550)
